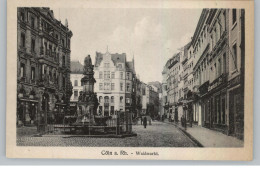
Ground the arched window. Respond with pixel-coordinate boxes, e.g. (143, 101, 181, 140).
(104, 96, 109, 103)
(111, 96, 114, 103)
(99, 96, 103, 103)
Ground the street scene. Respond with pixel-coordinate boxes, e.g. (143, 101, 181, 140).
(16, 7, 245, 147)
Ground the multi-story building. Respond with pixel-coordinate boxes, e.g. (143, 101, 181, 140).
(94, 50, 135, 116)
(70, 61, 84, 113)
(162, 59, 171, 119)
(17, 7, 73, 126)
(148, 81, 163, 119)
(227, 9, 245, 139)
(163, 8, 245, 140)
(167, 53, 181, 121)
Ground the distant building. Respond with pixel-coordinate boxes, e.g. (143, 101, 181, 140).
(17, 7, 73, 126)
(70, 61, 84, 113)
(94, 50, 136, 116)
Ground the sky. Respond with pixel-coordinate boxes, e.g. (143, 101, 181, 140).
(52, 8, 202, 83)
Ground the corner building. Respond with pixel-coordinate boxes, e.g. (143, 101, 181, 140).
(94, 50, 135, 116)
(17, 8, 73, 126)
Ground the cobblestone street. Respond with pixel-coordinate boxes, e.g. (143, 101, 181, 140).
(17, 121, 198, 147)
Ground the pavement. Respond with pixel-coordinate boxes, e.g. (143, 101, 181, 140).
(164, 121, 244, 148)
(16, 121, 198, 147)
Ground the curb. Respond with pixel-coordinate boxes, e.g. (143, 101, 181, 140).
(162, 121, 204, 147)
(38, 133, 138, 138)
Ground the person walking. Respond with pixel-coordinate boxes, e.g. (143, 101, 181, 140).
(140, 116, 143, 125)
(143, 116, 147, 129)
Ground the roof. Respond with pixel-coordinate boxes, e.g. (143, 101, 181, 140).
(95, 52, 127, 67)
(126, 61, 135, 74)
(71, 61, 84, 74)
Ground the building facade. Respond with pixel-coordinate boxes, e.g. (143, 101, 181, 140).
(17, 8, 73, 126)
(70, 61, 84, 113)
(162, 8, 245, 139)
(94, 50, 135, 116)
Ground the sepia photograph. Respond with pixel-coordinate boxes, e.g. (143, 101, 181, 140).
(6, 0, 254, 160)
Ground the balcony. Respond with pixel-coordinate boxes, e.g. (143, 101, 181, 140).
(37, 75, 59, 90)
(39, 48, 59, 64)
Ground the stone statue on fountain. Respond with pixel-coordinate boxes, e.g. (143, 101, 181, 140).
(75, 55, 99, 125)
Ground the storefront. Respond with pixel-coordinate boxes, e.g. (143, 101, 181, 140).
(227, 74, 244, 140)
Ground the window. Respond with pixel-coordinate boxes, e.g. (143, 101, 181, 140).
(99, 71, 103, 79)
(232, 43, 237, 70)
(126, 72, 130, 80)
(31, 67, 35, 80)
(111, 72, 115, 79)
(62, 56, 66, 67)
(111, 96, 114, 103)
(127, 83, 130, 92)
(20, 11, 25, 21)
(110, 106, 114, 115)
(68, 39, 70, 49)
(120, 83, 123, 91)
(31, 38, 35, 52)
(111, 83, 115, 90)
(126, 98, 130, 104)
(118, 64, 122, 68)
(120, 72, 123, 79)
(74, 80, 78, 86)
(99, 83, 103, 90)
(99, 96, 103, 103)
(223, 53, 226, 74)
(104, 96, 109, 103)
(74, 91, 78, 98)
(20, 63, 25, 78)
(105, 63, 109, 68)
(62, 39, 65, 47)
(104, 71, 110, 79)
(31, 16, 35, 29)
(120, 96, 123, 103)
(232, 9, 237, 24)
(63, 76, 66, 88)
(104, 83, 110, 90)
(21, 33, 25, 47)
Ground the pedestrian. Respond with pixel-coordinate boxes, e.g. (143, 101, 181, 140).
(143, 116, 147, 128)
(141, 116, 143, 125)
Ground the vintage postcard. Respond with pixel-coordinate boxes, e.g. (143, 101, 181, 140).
(6, 0, 254, 160)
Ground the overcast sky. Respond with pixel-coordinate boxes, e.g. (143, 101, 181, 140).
(52, 8, 202, 83)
